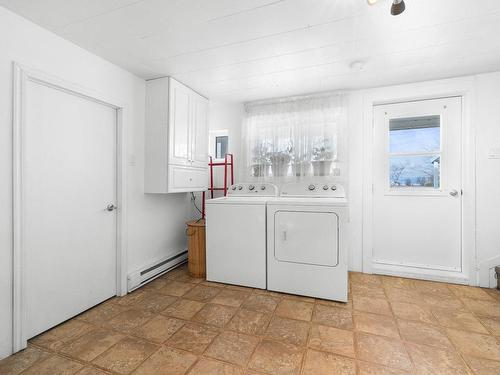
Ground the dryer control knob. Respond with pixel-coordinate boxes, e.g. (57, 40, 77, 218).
(308, 184, 316, 191)
(331, 185, 337, 191)
(323, 185, 329, 190)
(248, 185, 255, 191)
(238, 185, 243, 190)
(260, 185, 266, 190)
(231, 186, 237, 190)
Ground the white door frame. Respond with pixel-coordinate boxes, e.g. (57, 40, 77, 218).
(12, 62, 128, 352)
(361, 78, 477, 285)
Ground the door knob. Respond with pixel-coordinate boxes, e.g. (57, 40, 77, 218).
(106, 204, 117, 211)
(449, 190, 459, 197)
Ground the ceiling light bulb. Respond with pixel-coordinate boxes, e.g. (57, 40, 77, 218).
(391, 0, 406, 15)
(367, 0, 379, 5)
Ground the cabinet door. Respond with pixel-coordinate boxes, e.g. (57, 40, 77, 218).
(191, 93, 208, 168)
(168, 79, 190, 166)
(168, 165, 208, 193)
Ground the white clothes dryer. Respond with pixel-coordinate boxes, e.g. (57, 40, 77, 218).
(267, 182, 348, 301)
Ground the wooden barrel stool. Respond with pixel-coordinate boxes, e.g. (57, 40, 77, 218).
(186, 219, 206, 278)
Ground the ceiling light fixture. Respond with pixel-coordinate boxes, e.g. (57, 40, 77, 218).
(367, 0, 406, 16)
(391, 0, 406, 16)
(349, 60, 365, 71)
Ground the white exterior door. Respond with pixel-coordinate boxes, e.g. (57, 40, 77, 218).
(191, 93, 208, 169)
(169, 79, 190, 166)
(23, 79, 117, 339)
(372, 97, 463, 279)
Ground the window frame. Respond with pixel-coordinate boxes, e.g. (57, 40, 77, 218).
(384, 113, 445, 196)
(208, 129, 229, 162)
(215, 135, 229, 159)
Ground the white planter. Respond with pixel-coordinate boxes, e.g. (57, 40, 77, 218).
(311, 160, 333, 176)
(271, 162, 288, 177)
(292, 161, 310, 177)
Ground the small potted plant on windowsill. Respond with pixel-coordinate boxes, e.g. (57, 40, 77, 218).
(311, 144, 335, 176)
(250, 144, 270, 177)
(269, 145, 292, 177)
(291, 154, 310, 177)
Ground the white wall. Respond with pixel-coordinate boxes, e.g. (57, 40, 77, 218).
(347, 73, 500, 287)
(208, 100, 244, 194)
(474, 72, 500, 286)
(347, 93, 365, 272)
(0, 6, 190, 359)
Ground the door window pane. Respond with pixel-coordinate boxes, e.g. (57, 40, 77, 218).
(215, 136, 228, 159)
(390, 155, 440, 188)
(389, 115, 440, 153)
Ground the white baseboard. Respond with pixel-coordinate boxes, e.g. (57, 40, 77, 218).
(127, 251, 187, 292)
(371, 260, 469, 285)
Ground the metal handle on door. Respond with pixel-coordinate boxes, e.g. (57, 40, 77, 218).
(282, 230, 287, 241)
(106, 204, 117, 211)
(449, 190, 459, 197)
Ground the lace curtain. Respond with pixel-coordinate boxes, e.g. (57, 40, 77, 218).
(243, 92, 348, 183)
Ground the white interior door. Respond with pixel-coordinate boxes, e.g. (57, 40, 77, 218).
(372, 97, 462, 279)
(24, 79, 117, 339)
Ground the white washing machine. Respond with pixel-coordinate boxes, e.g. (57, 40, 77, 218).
(267, 182, 348, 301)
(205, 182, 278, 289)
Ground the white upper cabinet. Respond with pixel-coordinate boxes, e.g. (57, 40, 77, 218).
(191, 92, 209, 168)
(169, 79, 191, 166)
(145, 77, 208, 193)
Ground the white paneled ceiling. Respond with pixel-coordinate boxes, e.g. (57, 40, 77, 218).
(2, 0, 500, 101)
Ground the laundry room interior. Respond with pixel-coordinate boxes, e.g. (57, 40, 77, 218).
(1, 0, 500, 374)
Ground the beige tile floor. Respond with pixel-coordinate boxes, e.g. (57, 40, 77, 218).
(1, 264, 500, 374)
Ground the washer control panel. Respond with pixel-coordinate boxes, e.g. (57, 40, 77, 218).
(280, 182, 345, 198)
(228, 182, 278, 196)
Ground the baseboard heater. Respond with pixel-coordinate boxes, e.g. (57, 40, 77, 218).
(127, 251, 188, 292)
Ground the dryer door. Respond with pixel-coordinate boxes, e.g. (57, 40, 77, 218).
(274, 210, 338, 267)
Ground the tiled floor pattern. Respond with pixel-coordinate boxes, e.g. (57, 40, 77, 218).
(1, 264, 500, 374)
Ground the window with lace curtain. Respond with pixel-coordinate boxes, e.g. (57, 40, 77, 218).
(243, 93, 347, 182)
